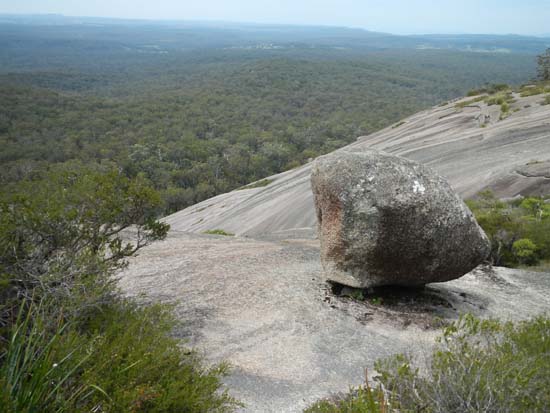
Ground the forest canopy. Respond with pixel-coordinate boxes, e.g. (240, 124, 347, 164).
(0, 20, 541, 214)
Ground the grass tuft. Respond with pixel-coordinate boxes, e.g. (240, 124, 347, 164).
(305, 369, 390, 413)
(203, 229, 235, 236)
(237, 179, 273, 190)
(454, 95, 485, 108)
(519, 82, 550, 97)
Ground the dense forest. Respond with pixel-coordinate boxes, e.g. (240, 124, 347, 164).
(0, 17, 542, 213)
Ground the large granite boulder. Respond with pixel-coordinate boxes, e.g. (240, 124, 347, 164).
(311, 150, 490, 288)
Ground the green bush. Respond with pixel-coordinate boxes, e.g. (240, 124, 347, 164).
(456, 88, 515, 115)
(375, 315, 550, 413)
(79, 301, 238, 412)
(304, 382, 389, 413)
(519, 83, 550, 97)
(306, 315, 550, 413)
(466, 191, 550, 267)
(0, 166, 240, 412)
(0, 165, 169, 328)
(537, 48, 550, 82)
(0, 301, 239, 413)
(466, 83, 509, 96)
(485, 91, 514, 107)
(512, 238, 538, 265)
(454, 96, 485, 108)
(203, 229, 235, 236)
(237, 178, 273, 190)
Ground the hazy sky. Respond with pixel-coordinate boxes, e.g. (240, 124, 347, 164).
(1, 0, 549, 36)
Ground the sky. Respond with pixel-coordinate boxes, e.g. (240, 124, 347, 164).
(1, 0, 549, 36)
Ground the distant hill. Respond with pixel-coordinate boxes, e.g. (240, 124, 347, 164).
(0, 14, 549, 54)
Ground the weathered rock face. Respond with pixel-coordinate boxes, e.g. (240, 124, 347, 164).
(311, 150, 490, 288)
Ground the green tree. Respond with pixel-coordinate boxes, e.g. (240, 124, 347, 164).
(467, 192, 550, 267)
(465, 191, 520, 265)
(537, 48, 550, 81)
(0, 165, 169, 329)
(0, 165, 239, 412)
(512, 238, 538, 265)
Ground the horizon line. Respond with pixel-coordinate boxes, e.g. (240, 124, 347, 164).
(1, 12, 549, 39)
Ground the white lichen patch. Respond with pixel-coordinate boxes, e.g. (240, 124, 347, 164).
(413, 180, 426, 194)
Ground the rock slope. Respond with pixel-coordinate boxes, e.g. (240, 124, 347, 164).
(119, 91, 550, 412)
(119, 234, 550, 412)
(164, 92, 550, 239)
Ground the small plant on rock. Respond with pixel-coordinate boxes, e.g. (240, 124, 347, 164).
(203, 229, 235, 236)
(305, 370, 390, 413)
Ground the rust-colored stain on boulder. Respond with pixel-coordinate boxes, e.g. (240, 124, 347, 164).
(314, 189, 345, 263)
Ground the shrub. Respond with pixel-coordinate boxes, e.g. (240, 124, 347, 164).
(465, 191, 520, 265)
(306, 315, 550, 412)
(454, 96, 485, 108)
(537, 48, 550, 81)
(375, 315, 550, 413)
(466, 191, 550, 267)
(499, 101, 510, 119)
(519, 84, 550, 97)
(0, 165, 240, 412)
(512, 238, 538, 265)
(203, 229, 235, 236)
(0, 300, 239, 413)
(466, 83, 509, 96)
(77, 301, 239, 412)
(485, 92, 514, 107)
(237, 178, 273, 190)
(304, 380, 389, 413)
(0, 165, 169, 328)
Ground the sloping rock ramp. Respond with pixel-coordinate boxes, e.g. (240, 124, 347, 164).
(118, 233, 550, 412)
